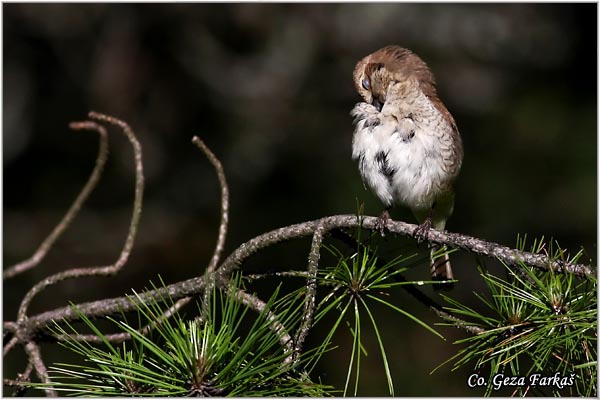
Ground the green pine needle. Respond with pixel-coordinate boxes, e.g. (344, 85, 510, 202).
(29, 275, 334, 397)
(316, 241, 443, 396)
(437, 237, 596, 396)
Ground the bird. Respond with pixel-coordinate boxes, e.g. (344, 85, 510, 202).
(350, 45, 463, 285)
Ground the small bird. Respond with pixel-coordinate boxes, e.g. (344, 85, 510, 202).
(350, 45, 463, 284)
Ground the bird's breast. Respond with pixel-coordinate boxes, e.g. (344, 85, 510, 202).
(352, 94, 459, 209)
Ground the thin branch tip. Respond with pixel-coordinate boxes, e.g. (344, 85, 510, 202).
(68, 121, 86, 130)
(87, 110, 110, 120)
(88, 112, 136, 138)
(192, 135, 229, 275)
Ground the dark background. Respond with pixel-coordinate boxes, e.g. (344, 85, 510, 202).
(3, 3, 597, 396)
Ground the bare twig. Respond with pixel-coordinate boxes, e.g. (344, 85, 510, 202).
(216, 216, 593, 281)
(244, 270, 311, 281)
(16, 113, 145, 322)
(4, 362, 33, 397)
(4, 336, 19, 356)
(22, 362, 34, 380)
(24, 341, 56, 397)
(4, 122, 109, 279)
(232, 288, 294, 357)
(6, 215, 592, 348)
(88, 111, 144, 271)
(4, 321, 18, 331)
(192, 136, 229, 274)
(18, 276, 207, 343)
(54, 297, 192, 344)
(432, 226, 593, 277)
(293, 223, 324, 361)
(431, 308, 484, 335)
(192, 136, 230, 324)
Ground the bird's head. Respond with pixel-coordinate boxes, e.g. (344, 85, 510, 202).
(353, 45, 437, 111)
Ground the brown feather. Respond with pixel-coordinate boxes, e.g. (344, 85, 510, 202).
(359, 45, 463, 176)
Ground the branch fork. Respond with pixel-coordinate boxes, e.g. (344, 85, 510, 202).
(4, 112, 594, 395)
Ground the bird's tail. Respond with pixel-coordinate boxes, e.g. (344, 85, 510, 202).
(430, 244, 453, 289)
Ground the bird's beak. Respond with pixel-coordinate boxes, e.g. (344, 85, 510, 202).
(372, 98, 383, 112)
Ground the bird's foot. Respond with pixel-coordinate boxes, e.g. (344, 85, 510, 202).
(413, 217, 432, 243)
(375, 210, 391, 236)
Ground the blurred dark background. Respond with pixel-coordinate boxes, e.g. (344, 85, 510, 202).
(3, 3, 597, 396)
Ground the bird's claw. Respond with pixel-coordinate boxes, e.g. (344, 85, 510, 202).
(413, 218, 432, 243)
(375, 210, 391, 236)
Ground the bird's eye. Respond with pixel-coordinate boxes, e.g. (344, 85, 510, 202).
(362, 78, 371, 91)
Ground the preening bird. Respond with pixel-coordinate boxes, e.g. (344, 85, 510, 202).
(350, 45, 463, 284)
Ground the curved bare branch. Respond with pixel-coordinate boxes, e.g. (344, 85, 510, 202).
(192, 136, 229, 274)
(4, 121, 109, 279)
(16, 113, 144, 321)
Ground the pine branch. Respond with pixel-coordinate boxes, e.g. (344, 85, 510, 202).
(4, 113, 594, 396)
(6, 213, 591, 345)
